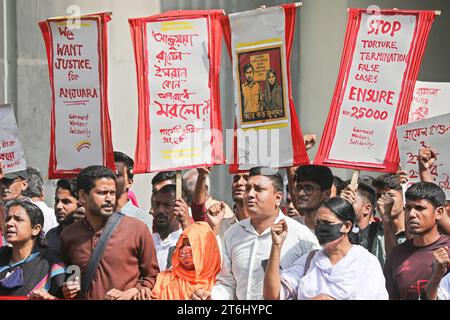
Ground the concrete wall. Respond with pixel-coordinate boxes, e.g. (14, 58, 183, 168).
(13, 0, 160, 208)
(2, 0, 449, 211)
(0, 0, 16, 110)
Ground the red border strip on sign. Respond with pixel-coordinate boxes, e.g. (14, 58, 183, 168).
(129, 10, 226, 173)
(39, 13, 114, 179)
(314, 9, 435, 173)
(226, 4, 309, 174)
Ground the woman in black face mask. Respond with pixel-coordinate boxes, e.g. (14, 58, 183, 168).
(0, 198, 66, 299)
(264, 197, 388, 300)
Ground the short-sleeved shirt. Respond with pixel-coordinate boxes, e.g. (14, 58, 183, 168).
(437, 272, 450, 300)
(0, 247, 66, 297)
(384, 235, 450, 300)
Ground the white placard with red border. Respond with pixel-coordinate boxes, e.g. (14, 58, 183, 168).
(39, 13, 114, 179)
(0, 104, 27, 174)
(224, 4, 310, 172)
(315, 9, 436, 173)
(129, 11, 225, 173)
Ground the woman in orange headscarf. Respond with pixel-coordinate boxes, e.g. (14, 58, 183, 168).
(151, 221, 221, 300)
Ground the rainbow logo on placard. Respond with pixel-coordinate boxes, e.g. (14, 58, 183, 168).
(75, 140, 91, 152)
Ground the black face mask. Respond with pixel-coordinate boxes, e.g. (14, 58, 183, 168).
(315, 223, 344, 245)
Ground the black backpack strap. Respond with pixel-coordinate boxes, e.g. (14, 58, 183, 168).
(303, 249, 319, 276)
(80, 212, 125, 295)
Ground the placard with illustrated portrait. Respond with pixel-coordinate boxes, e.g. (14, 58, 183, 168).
(236, 45, 287, 125)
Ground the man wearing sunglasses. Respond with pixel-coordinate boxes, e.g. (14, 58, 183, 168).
(0, 170, 28, 203)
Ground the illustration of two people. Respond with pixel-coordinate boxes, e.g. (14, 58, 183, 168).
(241, 63, 282, 114)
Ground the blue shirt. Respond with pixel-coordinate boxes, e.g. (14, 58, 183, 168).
(119, 201, 153, 232)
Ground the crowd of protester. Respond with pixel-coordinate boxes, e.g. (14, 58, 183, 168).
(0, 138, 449, 300)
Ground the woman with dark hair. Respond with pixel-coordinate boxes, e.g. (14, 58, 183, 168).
(262, 69, 282, 111)
(264, 197, 388, 300)
(0, 198, 66, 299)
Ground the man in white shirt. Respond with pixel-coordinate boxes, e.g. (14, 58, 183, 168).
(192, 167, 320, 300)
(152, 184, 191, 271)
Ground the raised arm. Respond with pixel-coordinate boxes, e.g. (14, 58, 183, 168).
(192, 167, 211, 206)
(263, 219, 288, 300)
(424, 246, 450, 300)
(377, 194, 397, 257)
(418, 147, 437, 183)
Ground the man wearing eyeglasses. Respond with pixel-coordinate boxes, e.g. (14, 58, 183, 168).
(290, 165, 334, 233)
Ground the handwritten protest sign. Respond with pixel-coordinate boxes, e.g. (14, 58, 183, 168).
(39, 13, 114, 178)
(315, 9, 436, 172)
(130, 11, 225, 173)
(408, 81, 450, 123)
(397, 113, 450, 198)
(0, 104, 27, 174)
(224, 4, 310, 172)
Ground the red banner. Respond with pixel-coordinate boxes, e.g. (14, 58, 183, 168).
(314, 9, 436, 173)
(129, 10, 225, 173)
(39, 13, 114, 179)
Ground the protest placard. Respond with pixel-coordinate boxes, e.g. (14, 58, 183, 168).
(39, 13, 114, 178)
(315, 9, 437, 173)
(130, 10, 225, 173)
(397, 113, 450, 198)
(224, 3, 310, 172)
(408, 81, 450, 123)
(0, 104, 27, 174)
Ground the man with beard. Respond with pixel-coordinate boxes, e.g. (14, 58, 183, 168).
(152, 184, 191, 271)
(150, 171, 176, 220)
(384, 182, 450, 300)
(60, 165, 158, 300)
(290, 165, 333, 233)
(45, 179, 80, 252)
(191, 167, 319, 300)
(114, 151, 152, 231)
(241, 63, 261, 114)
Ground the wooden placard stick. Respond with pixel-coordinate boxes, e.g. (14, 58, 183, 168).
(176, 170, 182, 200)
(350, 170, 360, 190)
